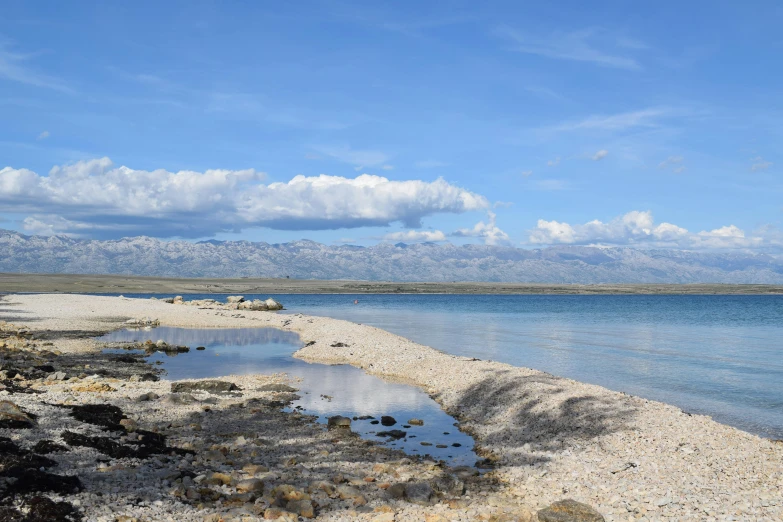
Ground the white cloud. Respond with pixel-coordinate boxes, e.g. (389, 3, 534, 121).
(521, 170, 533, 177)
(452, 211, 510, 246)
(414, 160, 449, 169)
(497, 27, 642, 70)
(37, 130, 50, 140)
(0, 158, 488, 238)
(382, 230, 447, 243)
(547, 157, 560, 167)
(528, 210, 774, 250)
(592, 149, 608, 161)
(751, 156, 772, 172)
(0, 43, 74, 93)
(312, 145, 391, 171)
(381, 164, 394, 171)
(548, 107, 668, 133)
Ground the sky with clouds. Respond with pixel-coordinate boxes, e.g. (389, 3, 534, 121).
(1, 1, 781, 251)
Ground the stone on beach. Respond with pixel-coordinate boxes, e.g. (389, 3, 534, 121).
(0, 400, 35, 428)
(171, 379, 239, 393)
(537, 499, 605, 522)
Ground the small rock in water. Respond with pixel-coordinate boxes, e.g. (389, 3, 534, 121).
(376, 429, 407, 440)
(381, 416, 397, 426)
(408, 418, 424, 426)
(226, 296, 245, 303)
(327, 416, 352, 430)
(196, 346, 206, 351)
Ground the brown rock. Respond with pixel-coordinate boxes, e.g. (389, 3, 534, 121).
(287, 499, 315, 518)
(119, 418, 138, 432)
(236, 478, 264, 494)
(204, 472, 233, 486)
(538, 499, 605, 522)
(264, 507, 297, 521)
(0, 400, 35, 428)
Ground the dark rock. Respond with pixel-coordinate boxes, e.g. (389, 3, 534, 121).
(380, 416, 396, 426)
(376, 430, 406, 440)
(196, 346, 206, 350)
(68, 403, 125, 430)
(404, 482, 434, 505)
(431, 473, 465, 496)
(330, 342, 348, 347)
(171, 380, 240, 393)
(370, 420, 380, 425)
(33, 365, 55, 373)
(32, 440, 69, 454)
(451, 443, 462, 447)
(357, 415, 375, 420)
(257, 383, 297, 393)
(327, 416, 351, 430)
(538, 499, 605, 522)
(24, 496, 82, 522)
(386, 483, 406, 499)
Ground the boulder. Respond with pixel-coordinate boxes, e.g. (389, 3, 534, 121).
(264, 298, 283, 310)
(537, 499, 605, 522)
(226, 296, 245, 303)
(404, 482, 434, 505)
(171, 380, 239, 393)
(327, 416, 351, 430)
(236, 478, 264, 494)
(0, 400, 35, 428)
(408, 418, 424, 426)
(431, 473, 465, 497)
(381, 416, 397, 426)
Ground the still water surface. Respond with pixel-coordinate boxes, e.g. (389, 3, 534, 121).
(98, 326, 476, 465)
(101, 294, 783, 440)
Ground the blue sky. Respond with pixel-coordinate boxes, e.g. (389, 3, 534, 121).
(1, 1, 781, 250)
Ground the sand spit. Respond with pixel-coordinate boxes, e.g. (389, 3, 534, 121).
(1, 294, 782, 521)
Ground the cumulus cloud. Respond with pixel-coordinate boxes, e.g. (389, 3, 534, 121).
(528, 210, 774, 250)
(37, 130, 50, 140)
(592, 149, 608, 161)
(452, 211, 510, 246)
(382, 230, 447, 243)
(751, 156, 772, 172)
(0, 158, 488, 238)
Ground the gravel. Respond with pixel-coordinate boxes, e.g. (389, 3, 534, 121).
(2, 293, 781, 521)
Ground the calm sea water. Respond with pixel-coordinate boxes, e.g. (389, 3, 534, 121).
(104, 294, 783, 439)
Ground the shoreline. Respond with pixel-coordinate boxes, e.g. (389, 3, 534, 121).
(1, 294, 781, 520)
(4, 273, 783, 295)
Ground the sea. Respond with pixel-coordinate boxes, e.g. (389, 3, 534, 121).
(105, 293, 783, 440)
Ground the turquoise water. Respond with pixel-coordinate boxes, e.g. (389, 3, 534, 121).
(103, 294, 783, 439)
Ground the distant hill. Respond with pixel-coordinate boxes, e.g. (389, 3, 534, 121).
(2, 229, 782, 284)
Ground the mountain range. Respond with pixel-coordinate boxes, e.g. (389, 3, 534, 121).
(2, 229, 782, 284)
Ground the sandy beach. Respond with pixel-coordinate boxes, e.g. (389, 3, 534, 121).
(1, 293, 781, 521)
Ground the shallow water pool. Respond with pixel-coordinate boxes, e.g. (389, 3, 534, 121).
(98, 326, 477, 466)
